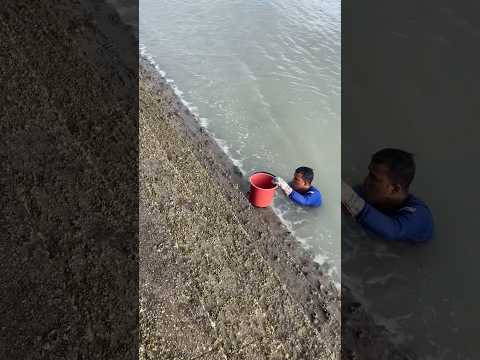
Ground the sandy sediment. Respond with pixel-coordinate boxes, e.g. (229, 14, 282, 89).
(1, 0, 138, 358)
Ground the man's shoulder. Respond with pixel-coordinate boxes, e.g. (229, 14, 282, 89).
(399, 194, 434, 241)
(398, 195, 432, 217)
(307, 186, 321, 196)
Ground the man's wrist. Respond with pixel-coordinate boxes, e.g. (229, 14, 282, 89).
(341, 181, 365, 217)
(279, 181, 292, 196)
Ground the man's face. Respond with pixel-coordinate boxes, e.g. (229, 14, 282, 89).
(363, 162, 397, 206)
(291, 172, 310, 192)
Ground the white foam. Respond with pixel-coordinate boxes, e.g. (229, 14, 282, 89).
(272, 205, 295, 234)
(292, 219, 307, 226)
(140, 44, 166, 77)
(140, 44, 246, 175)
(371, 314, 413, 345)
(365, 273, 396, 286)
(314, 253, 329, 266)
(199, 117, 209, 127)
(273, 203, 327, 256)
(214, 139, 246, 174)
(140, 44, 193, 111)
(272, 203, 340, 288)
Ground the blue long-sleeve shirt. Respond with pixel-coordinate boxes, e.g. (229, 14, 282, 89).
(288, 186, 322, 207)
(356, 194, 434, 243)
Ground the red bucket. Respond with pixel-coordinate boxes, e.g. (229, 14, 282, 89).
(249, 172, 277, 207)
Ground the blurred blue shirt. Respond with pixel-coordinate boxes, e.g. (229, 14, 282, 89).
(356, 194, 434, 243)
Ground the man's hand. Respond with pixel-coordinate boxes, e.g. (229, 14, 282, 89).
(341, 181, 365, 217)
(273, 176, 293, 196)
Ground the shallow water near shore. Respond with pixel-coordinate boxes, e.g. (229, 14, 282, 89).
(140, 0, 341, 278)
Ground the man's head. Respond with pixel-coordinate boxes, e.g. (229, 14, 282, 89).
(291, 166, 314, 192)
(363, 148, 415, 207)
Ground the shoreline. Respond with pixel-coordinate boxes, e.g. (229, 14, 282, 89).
(140, 56, 341, 358)
(139, 52, 339, 283)
(139, 45, 340, 283)
(140, 55, 341, 302)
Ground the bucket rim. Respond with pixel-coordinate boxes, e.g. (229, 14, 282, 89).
(249, 171, 278, 190)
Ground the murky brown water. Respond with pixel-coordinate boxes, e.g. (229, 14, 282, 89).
(342, 2, 480, 358)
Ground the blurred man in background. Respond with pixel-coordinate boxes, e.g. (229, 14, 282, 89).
(342, 148, 434, 242)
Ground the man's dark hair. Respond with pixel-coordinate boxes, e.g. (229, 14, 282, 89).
(371, 148, 415, 190)
(295, 166, 314, 184)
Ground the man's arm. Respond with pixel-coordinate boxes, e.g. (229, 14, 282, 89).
(356, 203, 430, 242)
(341, 181, 432, 242)
(289, 190, 322, 207)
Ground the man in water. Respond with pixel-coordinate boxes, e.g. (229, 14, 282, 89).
(274, 166, 322, 207)
(342, 148, 434, 242)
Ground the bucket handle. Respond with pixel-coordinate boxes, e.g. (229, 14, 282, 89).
(250, 171, 276, 178)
